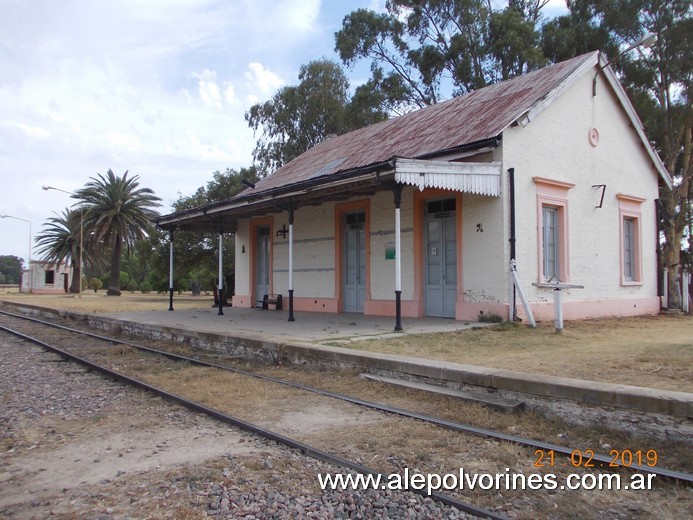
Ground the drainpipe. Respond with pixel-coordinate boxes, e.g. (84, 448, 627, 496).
(393, 184, 403, 331)
(288, 201, 295, 322)
(168, 230, 174, 311)
(508, 168, 516, 321)
(218, 222, 224, 316)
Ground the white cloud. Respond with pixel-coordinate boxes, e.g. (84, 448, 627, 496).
(106, 132, 143, 152)
(0, 0, 379, 261)
(245, 63, 284, 95)
(193, 69, 223, 109)
(223, 83, 237, 104)
(275, 0, 321, 33)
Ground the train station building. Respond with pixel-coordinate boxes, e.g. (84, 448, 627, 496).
(157, 51, 670, 325)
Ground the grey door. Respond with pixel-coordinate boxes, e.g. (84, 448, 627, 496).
(425, 199, 457, 317)
(343, 212, 366, 313)
(255, 226, 270, 300)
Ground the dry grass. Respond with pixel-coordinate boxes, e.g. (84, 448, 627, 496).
(92, 345, 690, 474)
(0, 291, 210, 313)
(338, 316, 693, 392)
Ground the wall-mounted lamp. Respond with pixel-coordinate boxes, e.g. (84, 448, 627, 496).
(476, 223, 483, 233)
(241, 245, 245, 253)
(276, 224, 288, 239)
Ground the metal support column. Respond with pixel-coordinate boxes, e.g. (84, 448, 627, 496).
(218, 227, 224, 316)
(168, 230, 174, 311)
(393, 184, 403, 331)
(288, 201, 295, 322)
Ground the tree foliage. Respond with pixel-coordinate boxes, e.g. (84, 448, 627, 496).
(546, 0, 691, 306)
(147, 167, 262, 295)
(75, 170, 161, 296)
(246, 59, 390, 173)
(335, 0, 549, 108)
(0, 255, 23, 284)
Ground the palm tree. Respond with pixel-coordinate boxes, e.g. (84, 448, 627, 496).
(75, 169, 161, 296)
(35, 209, 83, 293)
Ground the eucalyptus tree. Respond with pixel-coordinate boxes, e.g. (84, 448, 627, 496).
(335, 0, 549, 108)
(75, 170, 161, 296)
(246, 59, 390, 173)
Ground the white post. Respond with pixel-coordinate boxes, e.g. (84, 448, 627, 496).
(78, 209, 83, 298)
(169, 240, 174, 290)
(288, 203, 295, 321)
(662, 267, 668, 309)
(217, 232, 224, 315)
(395, 207, 401, 293)
(554, 288, 563, 332)
(218, 233, 223, 291)
(683, 272, 690, 314)
(28, 221, 32, 293)
(288, 223, 293, 292)
(168, 233, 174, 311)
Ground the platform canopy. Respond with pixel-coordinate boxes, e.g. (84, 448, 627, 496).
(155, 158, 502, 233)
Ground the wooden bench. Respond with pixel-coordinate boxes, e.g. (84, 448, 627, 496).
(258, 293, 282, 310)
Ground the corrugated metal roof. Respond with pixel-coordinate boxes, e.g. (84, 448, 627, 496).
(245, 52, 599, 196)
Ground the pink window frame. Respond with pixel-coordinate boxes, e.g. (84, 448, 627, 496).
(533, 177, 574, 283)
(617, 194, 645, 286)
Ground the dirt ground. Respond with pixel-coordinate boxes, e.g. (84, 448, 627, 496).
(1, 294, 691, 519)
(1, 292, 691, 392)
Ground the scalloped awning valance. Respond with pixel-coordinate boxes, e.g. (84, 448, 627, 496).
(394, 158, 502, 197)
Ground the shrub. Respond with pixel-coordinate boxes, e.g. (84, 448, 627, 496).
(89, 277, 103, 293)
(139, 280, 152, 293)
(126, 280, 139, 292)
(478, 311, 504, 323)
(119, 271, 130, 290)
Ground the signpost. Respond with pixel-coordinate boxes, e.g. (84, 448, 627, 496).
(532, 282, 584, 332)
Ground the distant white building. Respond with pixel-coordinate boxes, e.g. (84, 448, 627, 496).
(22, 260, 72, 294)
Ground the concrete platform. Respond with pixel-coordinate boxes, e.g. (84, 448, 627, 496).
(5, 302, 693, 419)
(99, 306, 480, 343)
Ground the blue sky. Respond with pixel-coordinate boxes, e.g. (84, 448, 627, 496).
(0, 0, 567, 264)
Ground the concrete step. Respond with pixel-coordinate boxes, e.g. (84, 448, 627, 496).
(360, 373, 525, 413)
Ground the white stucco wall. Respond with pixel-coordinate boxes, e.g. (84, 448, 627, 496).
(274, 202, 337, 299)
(503, 70, 661, 312)
(461, 193, 506, 304)
(234, 220, 250, 298)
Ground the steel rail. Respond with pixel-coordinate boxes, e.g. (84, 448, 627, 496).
(1, 309, 692, 485)
(0, 322, 505, 520)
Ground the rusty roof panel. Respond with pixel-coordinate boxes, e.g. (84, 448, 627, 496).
(241, 52, 598, 196)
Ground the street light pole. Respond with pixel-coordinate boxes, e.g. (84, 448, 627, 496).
(592, 32, 658, 96)
(1, 214, 32, 293)
(42, 185, 84, 298)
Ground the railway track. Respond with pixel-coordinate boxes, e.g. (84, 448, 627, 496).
(1, 309, 691, 518)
